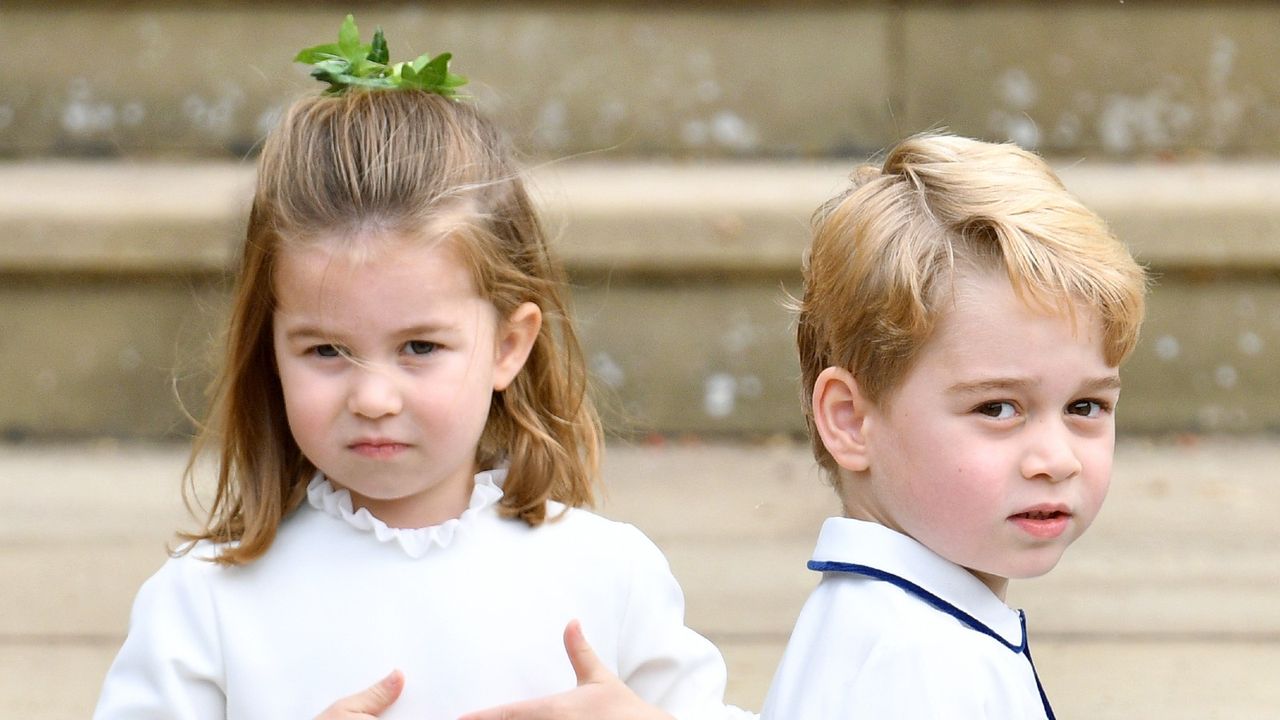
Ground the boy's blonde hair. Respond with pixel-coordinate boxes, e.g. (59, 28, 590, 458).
(796, 133, 1147, 475)
(182, 90, 601, 565)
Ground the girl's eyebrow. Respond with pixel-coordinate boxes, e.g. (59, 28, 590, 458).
(282, 322, 456, 343)
(282, 324, 329, 343)
(947, 375, 1122, 395)
(397, 322, 456, 336)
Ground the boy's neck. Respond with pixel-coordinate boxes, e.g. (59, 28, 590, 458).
(839, 496, 1011, 601)
(969, 568, 1009, 601)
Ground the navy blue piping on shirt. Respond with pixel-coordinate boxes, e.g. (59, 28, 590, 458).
(808, 560, 1056, 720)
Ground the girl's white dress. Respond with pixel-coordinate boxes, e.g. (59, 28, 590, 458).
(94, 470, 751, 720)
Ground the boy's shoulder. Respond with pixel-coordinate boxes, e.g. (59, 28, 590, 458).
(794, 517, 1034, 676)
(768, 573, 1027, 718)
(811, 565, 992, 647)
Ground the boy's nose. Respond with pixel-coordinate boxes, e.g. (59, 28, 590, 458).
(1020, 418, 1082, 482)
(347, 366, 403, 419)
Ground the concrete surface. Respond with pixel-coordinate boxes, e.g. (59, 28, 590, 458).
(2, 436, 1278, 718)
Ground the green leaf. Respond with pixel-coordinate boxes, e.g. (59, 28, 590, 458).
(340, 75, 396, 89)
(308, 58, 352, 80)
(294, 15, 469, 98)
(337, 14, 364, 62)
(420, 53, 451, 85)
(294, 43, 342, 64)
(350, 57, 388, 79)
(369, 28, 390, 64)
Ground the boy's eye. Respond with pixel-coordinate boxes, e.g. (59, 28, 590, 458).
(404, 340, 438, 356)
(976, 401, 1017, 420)
(1067, 399, 1108, 418)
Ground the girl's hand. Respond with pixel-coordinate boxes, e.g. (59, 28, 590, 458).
(315, 669, 405, 719)
(458, 620, 674, 720)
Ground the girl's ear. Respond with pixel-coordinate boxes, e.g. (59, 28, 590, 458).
(812, 366, 872, 472)
(492, 302, 542, 392)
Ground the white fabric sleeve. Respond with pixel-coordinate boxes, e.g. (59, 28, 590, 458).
(93, 554, 226, 720)
(613, 525, 759, 720)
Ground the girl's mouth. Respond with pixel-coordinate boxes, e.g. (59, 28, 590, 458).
(349, 441, 410, 459)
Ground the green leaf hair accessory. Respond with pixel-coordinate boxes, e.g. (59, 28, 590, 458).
(294, 15, 468, 98)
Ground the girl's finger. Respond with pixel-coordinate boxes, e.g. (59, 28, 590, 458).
(322, 669, 404, 717)
(562, 620, 610, 686)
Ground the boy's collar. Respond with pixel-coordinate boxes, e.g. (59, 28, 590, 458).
(809, 517, 1025, 649)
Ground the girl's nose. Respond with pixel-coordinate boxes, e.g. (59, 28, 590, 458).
(347, 366, 403, 419)
(1020, 418, 1082, 482)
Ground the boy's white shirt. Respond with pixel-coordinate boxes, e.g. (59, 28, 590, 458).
(762, 517, 1053, 719)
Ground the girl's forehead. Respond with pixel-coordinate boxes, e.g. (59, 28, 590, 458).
(273, 233, 481, 309)
(281, 228, 458, 266)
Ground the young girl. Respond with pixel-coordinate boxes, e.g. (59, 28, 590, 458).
(93, 20, 748, 720)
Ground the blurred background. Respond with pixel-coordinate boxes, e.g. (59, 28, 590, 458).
(2, 2, 1278, 718)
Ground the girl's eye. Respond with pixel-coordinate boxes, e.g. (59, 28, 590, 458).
(976, 401, 1017, 420)
(1068, 399, 1108, 418)
(405, 340, 438, 356)
(312, 344, 341, 358)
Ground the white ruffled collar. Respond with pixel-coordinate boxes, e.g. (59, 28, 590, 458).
(305, 468, 506, 559)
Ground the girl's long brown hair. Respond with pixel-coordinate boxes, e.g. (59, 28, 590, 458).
(181, 90, 601, 565)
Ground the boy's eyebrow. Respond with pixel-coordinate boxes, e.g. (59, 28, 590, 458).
(947, 375, 1122, 395)
(1079, 374, 1123, 393)
(947, 378, 1034, 395)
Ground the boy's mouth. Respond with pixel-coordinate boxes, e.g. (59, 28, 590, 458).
(1012, 509, 1068, 520)
(1008, 506, 1071, 539)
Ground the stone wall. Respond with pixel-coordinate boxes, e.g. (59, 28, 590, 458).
(3, 3, 1279, 159)
(3, 2, 1278, 438)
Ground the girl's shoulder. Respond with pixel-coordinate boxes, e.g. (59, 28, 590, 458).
(518, 502, 672, 565)
(145, 539, 237, 589)
(120, 539, 242, 636)
(537, 501, 641, 537)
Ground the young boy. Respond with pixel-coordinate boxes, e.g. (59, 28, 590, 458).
(761, 132, 1147, 718)
(344, 133, 1147, 719)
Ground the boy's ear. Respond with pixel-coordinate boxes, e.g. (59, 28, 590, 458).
(812, 366, 871, 473)
(492, 302, 542, 392)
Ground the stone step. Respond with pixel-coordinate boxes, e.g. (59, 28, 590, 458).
(3, 3, 1280, 160)
(3, 160, 1280, 438)
(3, 437, 1278, 717)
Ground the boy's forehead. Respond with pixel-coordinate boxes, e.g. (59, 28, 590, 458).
(921, 269, 1111, 370)
(944, 268, 1094, 330)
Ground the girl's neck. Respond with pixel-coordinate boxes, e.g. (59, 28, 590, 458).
(334, 474, 478, 529)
